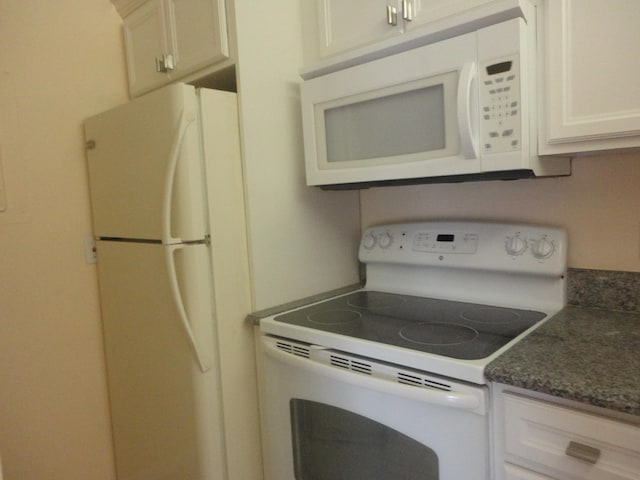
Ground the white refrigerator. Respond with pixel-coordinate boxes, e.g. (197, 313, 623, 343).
(84, 83, 247, 480)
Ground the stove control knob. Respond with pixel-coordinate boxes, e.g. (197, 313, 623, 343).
(378, 232, 393, 249)
(531, 237, 555, 259)
(362, 232, 377, 250)
(505, 235, 527, 256)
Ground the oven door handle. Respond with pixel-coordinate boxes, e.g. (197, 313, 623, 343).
(263, 340, 483, 413)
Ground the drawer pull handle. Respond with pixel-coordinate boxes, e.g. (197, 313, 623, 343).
(566, 441, 601, 464)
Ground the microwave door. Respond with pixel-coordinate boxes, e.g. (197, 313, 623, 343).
(301, 31, 483, 187)
(318, 62, 479, 165)
(309, 70, 477, 183)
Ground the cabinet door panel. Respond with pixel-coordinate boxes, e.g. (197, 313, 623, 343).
(503, 463, 554, 480)
(541, 0, 640, 153)
(169, 0, 229, 77)
(318, 0, 403, 57)
(407, 0, 494, 32)
(503, 394, 640, 480)
(123, 0, 171, 96)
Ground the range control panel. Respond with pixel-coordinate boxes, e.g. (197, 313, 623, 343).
(359, 221, 567, 276)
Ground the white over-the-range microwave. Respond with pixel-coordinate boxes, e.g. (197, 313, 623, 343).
(300, 1, 570, 189)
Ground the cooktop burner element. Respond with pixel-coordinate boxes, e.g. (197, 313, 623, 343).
(460, 307, 521, 325)
(347, 291, 405, 309)
(399, 322, 478, 346)
(275, 291, 546, 361)
(308, 309, 362, 325)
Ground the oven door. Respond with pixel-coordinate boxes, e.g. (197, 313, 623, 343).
(258, 335, 489, 480)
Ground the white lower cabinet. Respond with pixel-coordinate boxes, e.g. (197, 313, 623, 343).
(504, 463, 553, 480)
(494, 387, 640, 480)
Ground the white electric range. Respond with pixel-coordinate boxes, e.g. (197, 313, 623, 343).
(258, 221, 567, 480)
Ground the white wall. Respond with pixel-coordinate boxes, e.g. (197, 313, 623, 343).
(361, 152, 640, 272)
(0, 1, 127, 478)
(233, 1, 361, 310)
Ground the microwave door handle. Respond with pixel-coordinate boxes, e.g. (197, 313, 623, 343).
(457, 62, 479, 160)
(262, 339, 482, 413)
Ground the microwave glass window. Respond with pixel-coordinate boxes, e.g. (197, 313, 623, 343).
(324, 84, 446, 163)
(290, 399, 439, 480)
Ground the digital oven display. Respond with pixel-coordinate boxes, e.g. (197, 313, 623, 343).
(436, 234, 455, 242)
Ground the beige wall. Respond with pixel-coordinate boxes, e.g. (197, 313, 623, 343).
(361, 152, 640, 272)
(234, 1, 361, 310)
(0, 1, 127, 478)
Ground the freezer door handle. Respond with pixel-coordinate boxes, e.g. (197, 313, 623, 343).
(162, 110, 196, 245)
(165, 244, 212, 372)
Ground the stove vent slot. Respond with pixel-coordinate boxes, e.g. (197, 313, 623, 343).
(275, 340, 310, 359)
(329, 354, 372, 376)
(397, 372, 451, 391)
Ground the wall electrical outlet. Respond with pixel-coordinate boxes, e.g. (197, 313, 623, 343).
(84, 235, 97, 264)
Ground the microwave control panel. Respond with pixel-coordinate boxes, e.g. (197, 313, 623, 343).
(479, 55, 521, 154)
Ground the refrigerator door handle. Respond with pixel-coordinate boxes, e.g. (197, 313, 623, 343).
(165, 244, 213, 372)
(162, 110, 197, 245)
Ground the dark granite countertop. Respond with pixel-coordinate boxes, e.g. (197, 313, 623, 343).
(485, 306, 640, 416)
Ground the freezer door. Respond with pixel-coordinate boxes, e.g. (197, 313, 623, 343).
(85, 83, 207, 243)
(96, 240, 226, 480)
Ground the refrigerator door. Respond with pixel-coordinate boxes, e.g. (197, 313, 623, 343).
(85, 83, 207, 243)
(96, 240, 226, 480)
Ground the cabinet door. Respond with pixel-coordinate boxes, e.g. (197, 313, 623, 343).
(123, 0, 171, 96)
(503, 394, 640, 480)
(503, 463, 555, 480)
(317, 0, 497, 58)
(540, 0, 640, 154)
(317, 0, 403, 58)
(406, 0, 495, 32)
(168, 0, 229, 78)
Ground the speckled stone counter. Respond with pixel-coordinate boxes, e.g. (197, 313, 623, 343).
(486, 307, 640, 416)
(486, 268, 640, 417)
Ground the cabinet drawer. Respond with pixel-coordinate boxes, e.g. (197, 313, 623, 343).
(503, 393, 640, 480)
(504, 463, 554, 480)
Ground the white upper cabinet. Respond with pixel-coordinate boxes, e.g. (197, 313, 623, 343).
(538, 0, 640, 155)
(406, 0, 502, 32)
(168, 0, 229, 77)
(119, 0, 229, 97)
(317, 0, 405, 58)
(123, 0, 172, 95)
(317, 0, 494, 58)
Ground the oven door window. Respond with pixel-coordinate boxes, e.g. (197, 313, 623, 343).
(290, 399, 439, 479)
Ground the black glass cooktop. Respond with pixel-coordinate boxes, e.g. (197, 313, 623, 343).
(274, 291, 546, 360)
